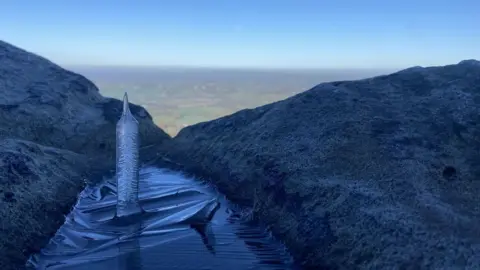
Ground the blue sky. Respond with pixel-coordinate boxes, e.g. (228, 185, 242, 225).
(2, 0, 479, 69)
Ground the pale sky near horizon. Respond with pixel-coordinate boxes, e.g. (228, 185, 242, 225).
(1, 0, 479, 69)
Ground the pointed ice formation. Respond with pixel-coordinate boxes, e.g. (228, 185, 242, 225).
(116, 92, 141, 217)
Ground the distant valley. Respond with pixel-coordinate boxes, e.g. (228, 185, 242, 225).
(70, 66, 395, 136)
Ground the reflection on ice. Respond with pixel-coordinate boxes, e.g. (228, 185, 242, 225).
(29, 91, 297, 269)
(27, 167, 299, 270)
(27, 93, 297, 269)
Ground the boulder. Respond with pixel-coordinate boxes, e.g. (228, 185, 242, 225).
(0, 40, 170, 158)
(172, 60, 480, 269)
(0, 40, 170, 269)
(0, 139, 88, 269)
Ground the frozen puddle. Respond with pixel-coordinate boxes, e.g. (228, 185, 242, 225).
(27, 166, 301, 270)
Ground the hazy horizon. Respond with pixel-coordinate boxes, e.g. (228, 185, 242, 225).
(69, 65, 399, 79)
(2, 0, 479, 69)
(67, 64, 400, 73)
(2, 0, 476, 135)
(71, 65, 397, 136)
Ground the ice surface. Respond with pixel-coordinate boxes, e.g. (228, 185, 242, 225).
(27, 167, 299, 270)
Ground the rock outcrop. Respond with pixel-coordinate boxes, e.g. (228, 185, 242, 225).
(171, 60, 480, 269)
(0, 41, 170, 270)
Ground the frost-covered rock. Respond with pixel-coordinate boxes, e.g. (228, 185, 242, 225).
(0, 40, 170, 270)
(0, 40, 169, 157)
(172, 60, 480, 269)
(0, 139, 88, 270)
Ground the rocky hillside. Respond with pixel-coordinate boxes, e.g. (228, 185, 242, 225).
(171, 60, 480, 269)
(0, 41, 170, 270)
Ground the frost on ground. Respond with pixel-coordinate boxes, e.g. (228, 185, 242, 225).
(168, 60, 480, 269)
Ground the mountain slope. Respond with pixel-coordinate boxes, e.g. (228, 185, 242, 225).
(0, 40, 170, 270)
(172, 60, 480, 269)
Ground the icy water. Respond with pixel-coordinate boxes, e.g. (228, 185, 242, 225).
(28, 166, 301, 270)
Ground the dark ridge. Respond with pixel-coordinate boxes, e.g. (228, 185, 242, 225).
(100, 97, 153, 123)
